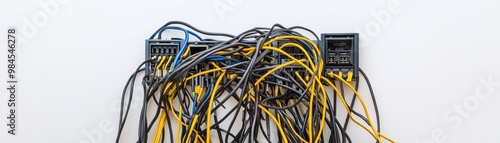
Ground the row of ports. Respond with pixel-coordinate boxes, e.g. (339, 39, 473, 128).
(327, 54, 350, 64)
(145, 33, 359, 81)
(151, 46, 178, 55)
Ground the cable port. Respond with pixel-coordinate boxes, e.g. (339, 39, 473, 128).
(321, 33, 358, 80)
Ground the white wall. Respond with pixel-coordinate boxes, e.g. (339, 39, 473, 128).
(1, 0, 500, 142)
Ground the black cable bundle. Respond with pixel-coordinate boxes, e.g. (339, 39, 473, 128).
(116, 21, 394, 143)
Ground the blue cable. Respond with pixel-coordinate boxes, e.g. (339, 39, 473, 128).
(172, 110, 192, 119)
(149, 26, 204, 69)
(192, 93, 198, 115)
(206, 55, 241, 63)
(296, 39, 317, 61)
(199, 83, 213, 105)
(149, 26, 203, 40)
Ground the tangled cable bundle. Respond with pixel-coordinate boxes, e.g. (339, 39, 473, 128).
(116, 21, 394, 143)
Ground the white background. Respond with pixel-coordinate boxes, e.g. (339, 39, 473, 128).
(1, 0, 500, 142)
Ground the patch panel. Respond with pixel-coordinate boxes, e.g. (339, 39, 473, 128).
(272, 39, 314, 78)
(145, 39, 181, 81)
(145, 40, 218, 75)
(321, 33, 359, 81)
(187, 41, 219, 86)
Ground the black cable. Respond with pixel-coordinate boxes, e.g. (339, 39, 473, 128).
(116, 58, 151, 143)
(342, 76, 359, 129)
(359, 68, 381, 133)
(156, 21, 235, 39)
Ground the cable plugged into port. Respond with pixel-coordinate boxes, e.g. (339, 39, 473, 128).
(145, 40, 181, 83)
(321, 33, 359, 81)
(273, 39, 316, 78)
